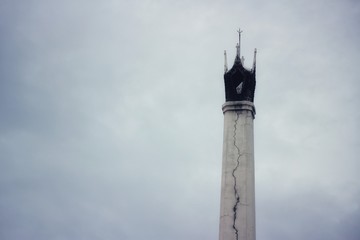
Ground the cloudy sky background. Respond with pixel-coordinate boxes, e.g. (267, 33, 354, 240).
(1, 0, 359, 239)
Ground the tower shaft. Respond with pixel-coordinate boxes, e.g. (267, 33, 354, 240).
(219, 101, 256, 240)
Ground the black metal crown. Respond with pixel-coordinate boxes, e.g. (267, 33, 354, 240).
(224, 30, 256, 102)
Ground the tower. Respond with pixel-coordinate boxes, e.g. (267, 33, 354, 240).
(219, 30, 257, 240)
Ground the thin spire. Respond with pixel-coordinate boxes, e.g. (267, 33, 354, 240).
(252, 48, 257, 71)
(236, 28, 243, 57)
(224, 50, 228, 73)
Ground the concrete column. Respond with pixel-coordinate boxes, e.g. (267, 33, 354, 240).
(219, 101, 256, 240)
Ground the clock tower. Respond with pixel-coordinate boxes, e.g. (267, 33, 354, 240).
(219, 30, 257, 240)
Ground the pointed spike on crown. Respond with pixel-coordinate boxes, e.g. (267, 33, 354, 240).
(236, 43, 240, 58)
(237, 28, 242, 57)
(224, 50, 228, 73)
(252, 48, 257, 70)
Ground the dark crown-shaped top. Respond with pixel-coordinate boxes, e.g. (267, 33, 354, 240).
(224, 30, 256, 102)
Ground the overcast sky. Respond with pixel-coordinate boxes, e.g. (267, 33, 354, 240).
(1, 0, 359, 240)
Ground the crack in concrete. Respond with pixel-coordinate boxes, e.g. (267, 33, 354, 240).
(232, 112, 241, 240)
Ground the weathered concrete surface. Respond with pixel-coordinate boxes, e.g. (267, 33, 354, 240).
(219, 101, 256, 240)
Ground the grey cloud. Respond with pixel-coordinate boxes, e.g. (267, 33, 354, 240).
(1, 0, 359, 240)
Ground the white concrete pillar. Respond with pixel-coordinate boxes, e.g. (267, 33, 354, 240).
(219, 101, 256, 240)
